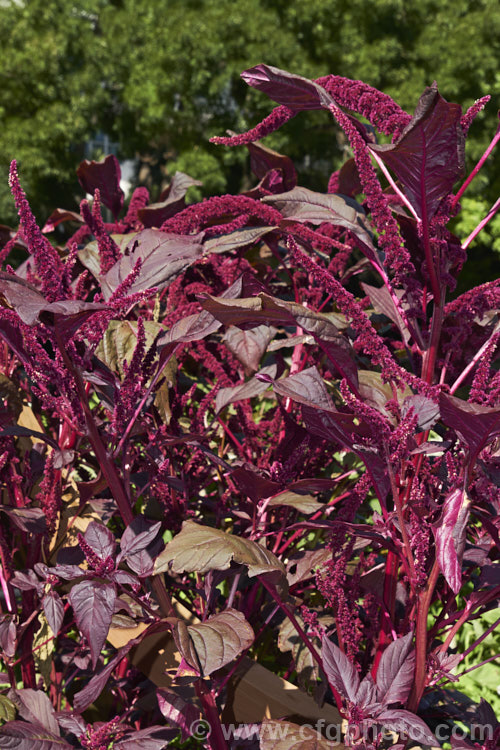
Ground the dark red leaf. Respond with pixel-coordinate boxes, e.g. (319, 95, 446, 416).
(72, 642, 134, 713)
(0, 615, 16, 658)
(439, 393, 500, 463)
(229, 466, 281, 503)
(336, 158, 363, 197)
(0, 721, 72, 748)
(42, 592, 64, 636)
(101, 229, 204, 299)
(215, 365, 277, 414)
(223, 324, 275, 373)
(138, 172, 202, 227)
(241, 64, 333, 111)
(321, 636, 360, 702)
(84, 521, 116, 559)
(377, 709, 439, 747)
(370, 85, 465, 221)
(434, 488, 470, 594)
(118, 519, 161, 561)
(376, 632, 415, 705)
(114, 727, 173, 749)
(263, 187, 374, 251)
(41, 209, 83, 234)
(77, 155, 124, 220)
(156, 689, 200, 743)
(247, 141, 297, 191)
(68, 581, 116, 668)
(0, 272, 106, 326)
(8, 689, 59, 736)
(0, 507, 47, 534)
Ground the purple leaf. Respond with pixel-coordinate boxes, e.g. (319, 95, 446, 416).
(215, 365, 277, 414)
(114, 727, 173, 749)
(0, 721, 72, 748)
(434, 488, 470, 594)
(41, 209, 83, 234)
(203, 226, 276, 255)
(223, 324, 275, 374)
(156, 689, 200, 743)
(376, 632, 415, 705)
(361, 282, 411, 345)
(377, 709, 439, 747)
(241, 64, 333, 111)
(321, 636, 360, 702)
(0, 615, 16, 658)
(263, 187, 374, 250)
(72, 642, 134, 713)
(111, 570, 140, 589)
(124, 535, 164, 578)
(401, 394, 440, 431)
(55, 713, 87, 737)
(0, 272, 106, 326)
(0, 507, 47, 534)
(118, 518, 161, 561)
(439, 393, 500, 463)
(370, 85, 465, 221)
(229, 466, 281, 503)
(68, 580, 116, 668)
(355, 674, 380, 712)
(51, 565, 85, 580)
(77, 154, 124, 219)
(200, 292, 359, 389)
(247, 141, 297, 192)
(8, 689, 59, 736)
(138, 171, 202, 227)
(42, 591, 64, 636)
(83, 521, 116, 559)
(100, 229, 204, 299)
(11, 570, 40, 592)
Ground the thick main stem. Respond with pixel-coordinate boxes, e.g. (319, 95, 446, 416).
(408, 561, 439, 711)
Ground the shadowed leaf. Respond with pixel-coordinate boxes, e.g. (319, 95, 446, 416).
(77, 154, 124, 219)
(8, 689, 59, 736)
(173, 609, 254, 676)
(0, 721, 72, 748)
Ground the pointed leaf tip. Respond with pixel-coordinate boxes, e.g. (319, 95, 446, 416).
(241, 64, 334, 111)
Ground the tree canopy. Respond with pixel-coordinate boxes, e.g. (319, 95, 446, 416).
(1, 0, 498, 226)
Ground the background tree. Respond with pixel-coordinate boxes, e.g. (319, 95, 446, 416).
(1, 0, 498, 251)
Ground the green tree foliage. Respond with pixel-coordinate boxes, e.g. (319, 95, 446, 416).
(0, 0, 499, 227)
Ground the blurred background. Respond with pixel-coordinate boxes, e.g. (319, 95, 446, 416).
(0, 0, 499, 289)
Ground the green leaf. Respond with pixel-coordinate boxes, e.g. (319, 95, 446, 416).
(154, 520, 285, 578)
(0, 696, 16, 725)
(267, 491, 325, 515)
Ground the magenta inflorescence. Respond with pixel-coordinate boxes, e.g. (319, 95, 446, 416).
(8, 161, 68, 302)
